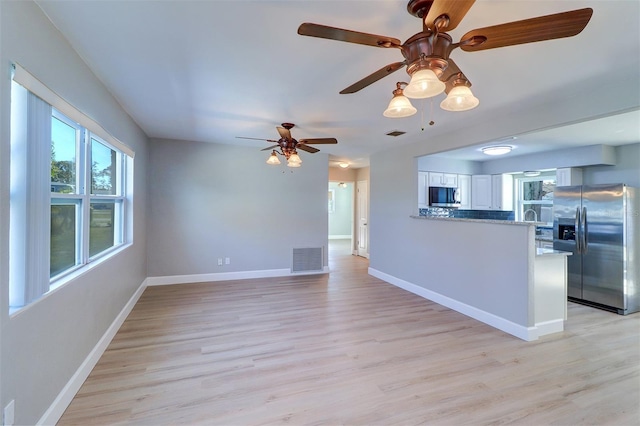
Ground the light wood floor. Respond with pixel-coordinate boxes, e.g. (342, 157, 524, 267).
(59, 240, 640, 425)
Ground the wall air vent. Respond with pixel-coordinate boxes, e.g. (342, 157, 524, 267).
(386, 130, 406, 137)
(292, 247, 323, 273)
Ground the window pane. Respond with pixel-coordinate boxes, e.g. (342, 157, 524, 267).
(91, 138, 117, 195)
(523, 179, 555, 201)
(90, 201, 115, 257)
(51, 116, 77, 193)
(51, 204, 77, 276)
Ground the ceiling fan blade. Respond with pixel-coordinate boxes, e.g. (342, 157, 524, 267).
(236, 136, 279, 142)
(298, 23, 402, 48)
(423, 0, 476, 32)
(460, 8, 593, 52)
(276, 126, 291, 140)
(340, 61, 407, 94)
(297, 144, 320, 154)
(299, 138, 338, 145)
(260, 144, 280, 151)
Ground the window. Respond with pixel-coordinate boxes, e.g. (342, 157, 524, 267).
(9, 71, 132, 310)
(515, 173, 556, 226)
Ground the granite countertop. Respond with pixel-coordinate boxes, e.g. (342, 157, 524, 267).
(409, 215, 546, 226)
(536, 247, 572, 257)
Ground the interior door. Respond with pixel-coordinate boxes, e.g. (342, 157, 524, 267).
(356, 180, 369, 258)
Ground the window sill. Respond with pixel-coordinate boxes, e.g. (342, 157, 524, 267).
(9, 242, 133, 318)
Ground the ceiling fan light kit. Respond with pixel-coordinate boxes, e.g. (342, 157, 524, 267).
(266, 151, 281, 165)
(237, 122, 337, 168)
(298, 0, 592, 118)
(440, 84, 479, 111)
(383, 82, 417, 118)
(403, 68, 446, 99)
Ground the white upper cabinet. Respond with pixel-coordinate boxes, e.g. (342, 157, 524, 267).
(457, 174, 472, 209)
(471, 175, 492, 210)
(428, 172, 458, 188)
(471, 174, 513, 210)
(418, 171, 428, 208)
(556, 168, 583, 187)
(491, 174, 514, 211)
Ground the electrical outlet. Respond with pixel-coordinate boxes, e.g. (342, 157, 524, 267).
(217, 258, 223, 266)
(4, 399, 15, 426)
(225, 257, 230, 265)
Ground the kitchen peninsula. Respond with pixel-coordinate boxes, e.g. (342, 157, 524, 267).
(369, 215, 571, 341)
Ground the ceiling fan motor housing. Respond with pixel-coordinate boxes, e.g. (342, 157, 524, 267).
(403, 32, 452, 77)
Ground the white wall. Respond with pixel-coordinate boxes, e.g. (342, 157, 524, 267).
(147, 138, 329, 278)
(582, 144, 640, 188)
(0, 1, 149, 424)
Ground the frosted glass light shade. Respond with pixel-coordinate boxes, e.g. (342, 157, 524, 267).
(266, 152, 281, 165)
(383, 93, 417, 118)
(404, 69, 445, 99)
(288, 153, 302, 164)
(481, 145, 512, 156)
(287, 159, 301, 168)
(440, 85, 479, 111)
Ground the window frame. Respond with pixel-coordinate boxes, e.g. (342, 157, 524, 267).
(49, 110, 129, 283)
(9, 68, 134, 312)
(514, 173, 556, 226)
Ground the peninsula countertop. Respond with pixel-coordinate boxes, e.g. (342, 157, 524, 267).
(410, 215, 546, 226)
(410, 215, 570, 257)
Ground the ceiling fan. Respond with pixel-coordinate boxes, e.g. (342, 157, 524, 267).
(298, 0, 593, 115)
(237, 123, 338, 167)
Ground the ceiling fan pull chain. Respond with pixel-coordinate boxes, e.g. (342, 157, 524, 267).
(429, 98, 435, 127)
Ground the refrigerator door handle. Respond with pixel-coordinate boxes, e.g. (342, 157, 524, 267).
(575, 206, 581, 253)
(582, 206, 588, 254)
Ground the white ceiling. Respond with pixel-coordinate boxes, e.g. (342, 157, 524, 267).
(35, 0, 640, 168)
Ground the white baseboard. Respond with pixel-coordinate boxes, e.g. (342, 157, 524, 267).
(329, 235, 352, 240)
(533, 319, 565, 338)
(368, 268, 543, 341)
(38, 278, 148, 426)
(147, 267, 330, 286)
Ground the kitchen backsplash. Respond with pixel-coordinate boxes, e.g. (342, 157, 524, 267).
(419, 208, 515, 221)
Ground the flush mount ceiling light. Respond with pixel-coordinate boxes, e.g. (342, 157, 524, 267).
(481, 145, 512, 156)
(523, 171, 541, 177)
(298, 1, 592, 118)
(338, 162, 350, 168)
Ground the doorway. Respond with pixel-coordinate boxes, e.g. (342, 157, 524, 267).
(328, 181, 354, 256)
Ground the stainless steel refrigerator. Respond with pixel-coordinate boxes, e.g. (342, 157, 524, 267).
(553, 183, 640, 315)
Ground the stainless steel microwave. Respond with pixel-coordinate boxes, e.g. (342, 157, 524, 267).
(429, 186, 460, 208)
